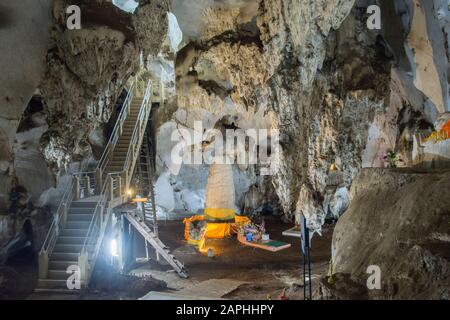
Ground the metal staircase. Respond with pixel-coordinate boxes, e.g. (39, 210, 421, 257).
(37, 77, 156, 292)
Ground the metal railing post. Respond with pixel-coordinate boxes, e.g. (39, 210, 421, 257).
(110, 175, 114, 200)
(100, 203, 104, 229)
(78, 253, 88, 288)
(118, 176, 122, 198)
(95, 169, 102, 194)
(84, 175, 90, 196)
(62, 202, 68, 226)
(38, 252, 49, 279)
(75, 176, 81, 200)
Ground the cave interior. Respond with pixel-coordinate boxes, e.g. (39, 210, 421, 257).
(0, 0, 449, 301)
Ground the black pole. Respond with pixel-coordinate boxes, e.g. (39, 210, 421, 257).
(307, 247, 312, 300)
(303, 248, 306, 300)
(300, 213, 312, 300)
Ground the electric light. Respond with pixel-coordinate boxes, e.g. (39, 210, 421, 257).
(110, 239, 118, 257)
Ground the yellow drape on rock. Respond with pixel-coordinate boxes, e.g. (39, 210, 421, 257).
(204, 223, 232, 239)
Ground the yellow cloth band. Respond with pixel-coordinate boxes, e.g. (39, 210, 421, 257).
(204, 208, 235, 220)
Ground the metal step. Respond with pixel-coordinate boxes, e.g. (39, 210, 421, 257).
(112, 150, 128, 155)
(107, 163, 124, 168)
(49, 260, 79, 270)
(65, 221, 91, 229)
(71, 201, 97, 208)
(48, 270, 71, 280)
(50, 252, 79, 261)
(56, 237, 86, 245)
(37, 279, 76, 290)
(67, 214, 94, 222)
(111, 159, 127, 164)
(53, 244, 83, 253)
(69, 207, 94, 214)
(114, 147, 130, 152)
(61, 229, 88, 237)
(109, 160, 125, 165)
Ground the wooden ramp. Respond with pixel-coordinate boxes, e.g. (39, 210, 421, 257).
(237, 234, 291, 252)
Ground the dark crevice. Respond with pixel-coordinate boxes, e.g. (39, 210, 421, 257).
(198, 18, 263, 51)
(198, 80, 232, 99)
(16, 96, 46, 133)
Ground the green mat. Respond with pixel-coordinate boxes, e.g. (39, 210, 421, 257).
(265, 240, 289, 247)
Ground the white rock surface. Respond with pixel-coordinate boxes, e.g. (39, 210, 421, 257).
(205, 161, 235, 211)
(167, 12, 183, 53)
(112, 0, 139, 13)
(154, 173, 176, 212)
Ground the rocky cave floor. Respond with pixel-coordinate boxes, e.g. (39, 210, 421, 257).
(93, 217, 335, 300)
(1, 217, 334, 300)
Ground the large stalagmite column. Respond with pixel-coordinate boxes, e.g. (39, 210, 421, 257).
(204, 161, 235, 222)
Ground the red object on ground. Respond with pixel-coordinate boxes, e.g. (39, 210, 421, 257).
(279, 288, 289, 300)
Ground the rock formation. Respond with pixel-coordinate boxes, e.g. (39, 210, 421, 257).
(330, 168, 449, 299)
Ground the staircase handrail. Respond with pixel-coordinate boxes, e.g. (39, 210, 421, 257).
(97, 80, 136, 174)
(79, 173, 117, 275)
(123, 79, 152, 188)
(39, 178, 75, 255)
(39, 170, 93, 255)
